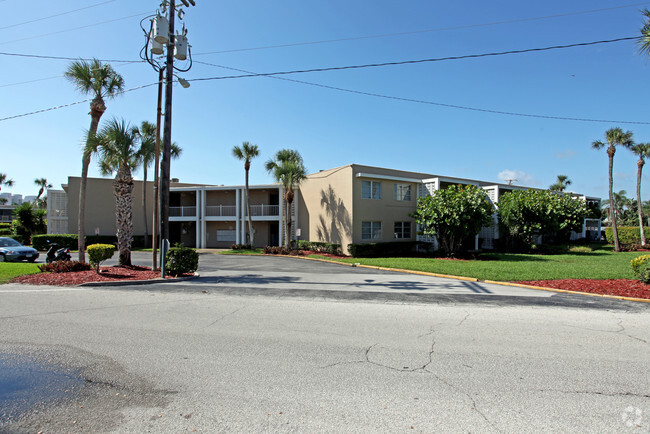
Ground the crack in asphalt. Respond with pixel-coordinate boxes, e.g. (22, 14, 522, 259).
(203, 306, 246, 329)
(538, 389, 650, 398)
(562, 319, 648, 345)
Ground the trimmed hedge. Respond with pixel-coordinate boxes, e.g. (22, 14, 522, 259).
(605, 227, 650, 245)
(165, 244, 199, 277)
(87, 244, 116, 272)
(32, 234, 78, 251)
(347, 241, 423, 258)
(297, 240, 342, 255)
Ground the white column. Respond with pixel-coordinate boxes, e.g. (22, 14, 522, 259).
(195, 189, 200, 248)
(235, 189, 241, 245)
(240, 187, 246, 244)
(201, 189, 207, 248)
(294, 188, 300, 245)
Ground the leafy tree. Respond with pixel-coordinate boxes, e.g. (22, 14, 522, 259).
(498, 189, 587, 250)
(0, 173, 14, 190)
(65, 59, 125, 262)
(410, 184, 494, 257)
(91, 118, 140, 266)
(232, 142, 260, 246)
(137, 121, 182, 247)
(265, 149, 307, 248)
(629, 143, 650, 245)
(549, 175, 571, 192)
(12, 202, 46, 245)
(592, 127, 633, 252)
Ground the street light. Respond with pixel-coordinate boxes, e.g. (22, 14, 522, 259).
(141, 0, 195, 275)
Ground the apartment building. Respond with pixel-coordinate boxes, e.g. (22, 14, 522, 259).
(49, 165, 600, 254)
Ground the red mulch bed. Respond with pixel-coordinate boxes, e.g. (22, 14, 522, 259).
(515, 279, 650, 300)
(11, 265, 177, 286)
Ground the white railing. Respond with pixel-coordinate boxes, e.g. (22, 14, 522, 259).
(0, 216, 13, 222)
(170, 206, 197, 217)
(206, 205, 236, 217)
(246, 204, 279, 216)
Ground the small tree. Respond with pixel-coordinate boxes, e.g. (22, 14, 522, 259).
(410, 184, 494, 257)
(12, 202, 47, 245)
(498, 189, 587, 250)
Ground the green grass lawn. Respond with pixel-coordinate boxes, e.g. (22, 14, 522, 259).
(308, 248, 646, 281)
(0, 262, 41, 284)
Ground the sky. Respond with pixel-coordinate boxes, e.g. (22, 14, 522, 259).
(2, 0, 650, 202)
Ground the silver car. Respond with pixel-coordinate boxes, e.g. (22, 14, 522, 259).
(0, 237, 39, 262)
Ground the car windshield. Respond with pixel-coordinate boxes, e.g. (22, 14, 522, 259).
(0, 238, 22, 247)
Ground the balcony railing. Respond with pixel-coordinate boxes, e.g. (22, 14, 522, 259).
(170, 206, 196, 217)
(0, 216, 13, 222)
(206, 205, 236, 217)
(246, 204, 279, 216)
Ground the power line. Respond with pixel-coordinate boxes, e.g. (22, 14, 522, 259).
(0, 51, 139, 63)
(0, 82, 158, 122)
(0, 12, 151, 46)
(194, 2, 650, 55)
(191, 36, 639, 81)
(193, 59, 650, 125)
(0, 1, 117, 30)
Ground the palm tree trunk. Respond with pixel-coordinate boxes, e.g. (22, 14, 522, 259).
(142, 166, 149, 248)
(114, 165, 134, 266)
(78, 102, 105, 262)
(608, 148, 620, 252)
(637, 159, 646, 246)
(245, 167, 254, 247)
(286, 197, 292, 249)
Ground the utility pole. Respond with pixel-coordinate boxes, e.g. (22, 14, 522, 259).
(152, 68, 163, 270)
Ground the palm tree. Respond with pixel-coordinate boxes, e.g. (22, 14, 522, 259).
(0, 173, 14, 190)
(630, 143, 650, 245)
(34, 178, 52, 200)
(639, 9, 650, 55)
(91, 118, 140, 266)
(137, 121, 182, 248)
(265, 149, 307, 248)
(65, 59, 124, 262)
(549, 175, 571, 192)
(592, 127, 634, 252)
(232, 142, 260, 246)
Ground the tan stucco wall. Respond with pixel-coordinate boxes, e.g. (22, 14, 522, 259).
(66, 176, 154, 237)
(298, 165, 355, 254)
(205, 190, 236, 206)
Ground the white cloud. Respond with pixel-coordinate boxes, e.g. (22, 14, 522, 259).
(497, 169, 539, 186)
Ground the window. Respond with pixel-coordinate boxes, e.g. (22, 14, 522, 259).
(362, 180, 382, 199)
(394, 183, 412, 201)
(362, 221, 382, 240)
(394, 221, 411, 239)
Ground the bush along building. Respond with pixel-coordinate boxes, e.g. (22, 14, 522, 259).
(48, 164, 601, 255)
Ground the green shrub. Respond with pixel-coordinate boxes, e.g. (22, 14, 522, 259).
(630, 254, 650, 275)
(605, 227, 650, 245)
(165, 244, 199, 277)
(636, 261, 650, 284)
(0, 228, 11, 236)
(38, 260, 92, 273)
(263, 246, 291, 255)
(231, 244, 252, 250)
(32, 234, 78, 251)
(347, 241, 422, 258)
(87, 244, 116, 273)
(297, 240, 342, 255)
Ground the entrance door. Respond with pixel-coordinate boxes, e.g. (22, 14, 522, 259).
(269, 222, 279, 246)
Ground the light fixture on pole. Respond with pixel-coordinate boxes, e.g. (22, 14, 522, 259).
(140, 0, 195, 275)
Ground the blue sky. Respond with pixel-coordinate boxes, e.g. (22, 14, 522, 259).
(2, 0, 650, 202)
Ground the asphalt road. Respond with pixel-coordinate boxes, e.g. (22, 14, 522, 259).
(0, 252, 648, 432)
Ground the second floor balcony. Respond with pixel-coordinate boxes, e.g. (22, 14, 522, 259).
(171, 204, 280, 218)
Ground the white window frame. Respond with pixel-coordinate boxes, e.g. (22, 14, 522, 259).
(394, 183, 412, 201)
(362, 221, 382, 240)
(394, 221, 411, 239)
(362, 180, 382, 200)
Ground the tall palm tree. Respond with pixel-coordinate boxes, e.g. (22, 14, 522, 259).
(0, 173, 14, 190)
(592, 127, 633, 252)
(232, 142, 260, 246)
(630, 143, 650, 245)
(137, 121, 182, 248)
(91, 118, 140, 266)
(265, 149, 307, 248)
(65, 59, 124, 262)
(34, 178, 52, 200)
(549, 175, 571, 192)
(638, 9, 650, 55)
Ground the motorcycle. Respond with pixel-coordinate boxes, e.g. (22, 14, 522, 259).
(46, 242, 72, 263)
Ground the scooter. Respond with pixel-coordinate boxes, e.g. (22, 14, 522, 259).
(46, 242, 72, 263)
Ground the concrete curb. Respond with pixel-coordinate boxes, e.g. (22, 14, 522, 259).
(78, 273, 200, 287)
(295, 255, 650, 304)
